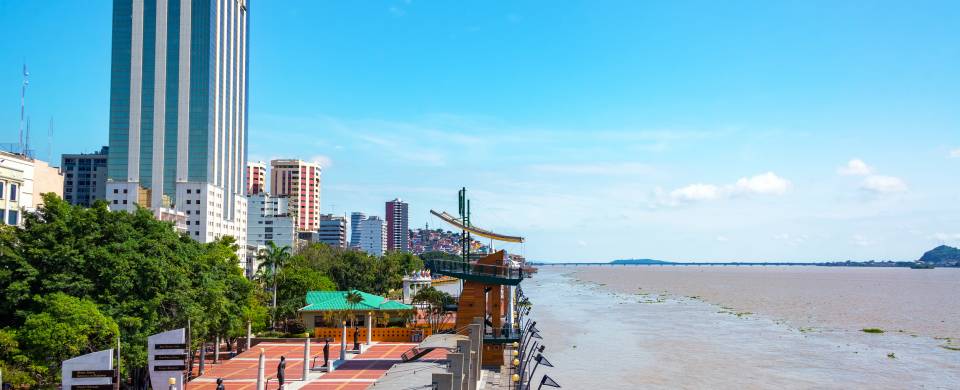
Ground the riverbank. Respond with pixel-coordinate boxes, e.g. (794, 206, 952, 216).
(525, 268, 960, 389)
(571, 265, 960, 338)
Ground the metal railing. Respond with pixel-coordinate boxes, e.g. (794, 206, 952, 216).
(425, 259, 525, 281)
(484, 326, 521, 341)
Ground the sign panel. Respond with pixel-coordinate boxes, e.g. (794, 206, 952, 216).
(71, 385, 115, 390)
(147, 328, 186, 390)
(155, 344, 187, 350)
(153, 365, 187, 372)
(72, 370, 115, 379)
(61, 349, 114, 390)
(154, 354, 187, 360)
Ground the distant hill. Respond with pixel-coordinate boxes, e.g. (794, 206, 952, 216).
(918, 245, 960, 266)
(610, 258, 672, 265)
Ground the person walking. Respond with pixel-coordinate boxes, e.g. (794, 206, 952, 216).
(277, 356, 286, 389)
(215, 378, 225, 390)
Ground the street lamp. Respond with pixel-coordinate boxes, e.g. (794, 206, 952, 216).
(524, 354, 554, 390)
(167, 377, 176, 390)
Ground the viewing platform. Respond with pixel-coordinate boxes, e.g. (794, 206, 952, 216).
(425, 258, 526, 285)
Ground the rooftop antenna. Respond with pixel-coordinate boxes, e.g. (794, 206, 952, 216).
(20, 63, 29, 153)
(25, 117, 31, 158)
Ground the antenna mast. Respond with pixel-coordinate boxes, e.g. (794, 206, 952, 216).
(20, 63, 29, 153)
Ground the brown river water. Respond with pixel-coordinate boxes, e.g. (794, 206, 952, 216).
(523, 266, 960, 389)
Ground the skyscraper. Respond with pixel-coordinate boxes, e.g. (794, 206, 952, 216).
(246, 161, 265, 196)
(270, 159, 322, 232)
(106, 0, 249, 259)
(318, 214, 347, 249)
(350, 211, 366, 248)
(385, 198, 409, 252)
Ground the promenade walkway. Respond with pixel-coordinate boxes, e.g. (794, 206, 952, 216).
(189, 342, 447, 390)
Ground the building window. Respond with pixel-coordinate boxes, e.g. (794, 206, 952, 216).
(9, 184, 17, 201)
(0, 182, 4, 199)
(7, 210, 18, 225)
(122, 200, 128, 204)
(114, 189, 118, 194)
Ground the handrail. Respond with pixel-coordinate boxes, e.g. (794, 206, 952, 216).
(425, 259, 525, 280)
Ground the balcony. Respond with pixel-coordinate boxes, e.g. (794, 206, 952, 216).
(483, 326, 521, 344)
(424, 259, 525, 286)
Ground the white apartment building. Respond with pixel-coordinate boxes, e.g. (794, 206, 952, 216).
(0, 151, 64, 226)
(247, 193, 297, 276)
(357, 216, 387, 257)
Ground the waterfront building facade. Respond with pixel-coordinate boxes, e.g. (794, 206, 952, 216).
(0, 151, 64, 226)
(385, 198, 409, 252)
(245, 160, 265, 196)
(356, 216, 387, 257)
(318, 214, 347, 248)
(61, 146, 109, 207)
(269, 159, 321, 232)
(105, 0, 249, 260)
(349, 211, 365, 248)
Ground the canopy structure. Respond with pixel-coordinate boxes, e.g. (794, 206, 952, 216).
(299, 290, 413, 312)
(429, 210, 524, 243)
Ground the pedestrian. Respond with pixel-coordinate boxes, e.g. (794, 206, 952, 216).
(216, 378, 225, 390)
(277, 356, 286, 389)
(323, 338, 331, 367)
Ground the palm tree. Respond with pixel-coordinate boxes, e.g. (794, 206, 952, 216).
(345, 291, 364, 349)
(257, 241, 291, 329)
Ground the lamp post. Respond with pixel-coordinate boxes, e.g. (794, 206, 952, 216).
(524, 354, 553, 390)
(167, 377, 176, 390)
(519, 344, 543, 389)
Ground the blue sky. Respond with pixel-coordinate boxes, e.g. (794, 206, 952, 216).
(1, 0, 958, 262)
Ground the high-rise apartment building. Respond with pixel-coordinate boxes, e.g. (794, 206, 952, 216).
(350, 211, 366, 248)
(246, 193, 296, 277)
(105, 0, 249, 260)
(246, 161, 265, 196)
(270, 159, 321, 232)
(62, 146, 109, 207)
(318, 214, 347, 249)
(385, 198, 409, 252)
(356, 216, 387, 257)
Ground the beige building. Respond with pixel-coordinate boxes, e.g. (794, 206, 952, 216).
(0, 151, 64, 226)
(270, 159, 322, 232)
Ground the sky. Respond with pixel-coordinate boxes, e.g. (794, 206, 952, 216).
(1, 0, 958, 262)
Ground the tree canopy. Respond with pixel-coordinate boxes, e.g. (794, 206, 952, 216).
(0, 195, 266, 387)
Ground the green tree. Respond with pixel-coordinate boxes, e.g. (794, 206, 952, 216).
(0, 194, 265, 387)
(412, 287, 454, 333)
(257, 241, 292, 326)
(18, 293, 119, 382)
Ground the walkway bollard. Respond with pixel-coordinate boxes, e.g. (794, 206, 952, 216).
(256, 349, 265, 390)
(339, 321, 347, 361)
(366, 312, 373, 346)
(302, 337, 310, 379)
(199, 342, 206, 375)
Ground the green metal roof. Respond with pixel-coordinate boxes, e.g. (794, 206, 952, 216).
(299, 290, 414, 312)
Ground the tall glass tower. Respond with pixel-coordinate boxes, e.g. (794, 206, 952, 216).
(106, 0, 249, 257)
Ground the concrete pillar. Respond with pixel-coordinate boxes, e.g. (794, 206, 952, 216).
(467, 351, 478, 390)
(214, 336, 220, 364)
(339, 321, 347, 361)
(256, 349, 265, 390)
(448, 351, 464, 390)
(366, 312, 373, 345)
(469, 320, 482, 383)
(432, 373, 453, 390)
(302, 337, 310, 379)
(507, 286, 516, 327)
(246, 321, 252, 350)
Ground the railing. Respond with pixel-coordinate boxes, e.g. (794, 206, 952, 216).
(484, 327, 522, 342)
(426, 259, 525, 281)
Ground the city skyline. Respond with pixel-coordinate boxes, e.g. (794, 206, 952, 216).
(1, 1, 959, 261)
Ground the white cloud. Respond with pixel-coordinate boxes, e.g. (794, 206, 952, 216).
(733, 172, 791, 195)
(669, 184, 723, 202)
(950, 149, 960, 158)
(310, 155, 333, 168)
(658, 172, 791, 206)
(838, 159, 873, 176)
(861, 175, 907, 194)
